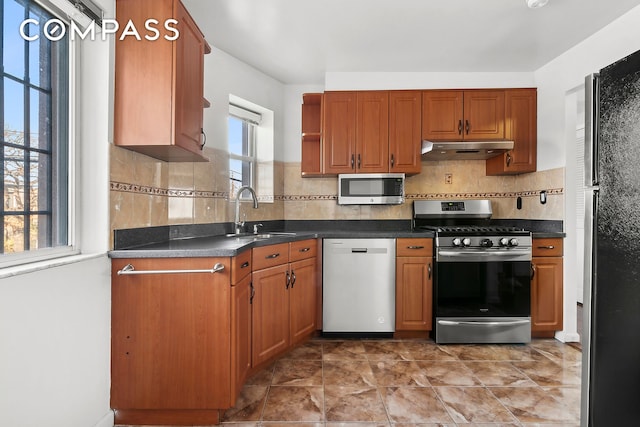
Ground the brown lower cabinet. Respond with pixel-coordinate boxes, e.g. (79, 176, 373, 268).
(531, 238, 564, 335)
(395, 238, 434, 333)
(251, 240, 317, 367)
(110, 240, 317, 426)
(111, 256, 248, 425)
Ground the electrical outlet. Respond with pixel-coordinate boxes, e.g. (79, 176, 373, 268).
(445, 173, 453, 184)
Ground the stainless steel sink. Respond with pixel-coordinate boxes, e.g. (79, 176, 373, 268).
(224, 232, 296, 240)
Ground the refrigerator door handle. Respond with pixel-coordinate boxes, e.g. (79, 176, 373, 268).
(585, 73, 600, 186)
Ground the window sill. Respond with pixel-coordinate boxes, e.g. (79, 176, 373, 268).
(0, 252, 106, 280)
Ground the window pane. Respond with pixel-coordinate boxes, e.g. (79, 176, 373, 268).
(4, 77, 25, 143)
(3, 0, 25, 79)
(4, 215, 24, 253)
(30, 152, 50, 212)
(228, 116, 243, 155)
(230, 158, 242, 183)
(30, 214, 51, 250)
(4, 146, 25, 212)
(28, 6, 52, 89)
(29, 88, 50, 149)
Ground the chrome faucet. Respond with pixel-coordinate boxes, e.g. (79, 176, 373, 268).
(234, 186, 259, 234)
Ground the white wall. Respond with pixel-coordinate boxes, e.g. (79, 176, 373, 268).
(325, 71, 535, 91)
(283, 84, 325, 163)
(0, 257, 112, 427)
(204, 47, 286, 160)
(534, 4, 640, 342)
(0, 0, 114, 425)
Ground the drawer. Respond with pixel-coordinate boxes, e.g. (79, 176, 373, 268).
(252, 242, 290, 271)
(396, 238, 433, 257)
(231, 249, 252, 284)
(533, 238, 563, 257)
(290, 239, 317, 262)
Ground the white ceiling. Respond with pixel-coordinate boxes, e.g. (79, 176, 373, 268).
(183, 0, 640, 85)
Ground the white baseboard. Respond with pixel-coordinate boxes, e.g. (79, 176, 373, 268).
(94, 411, 114, 427)
(555, 330, 581, 343)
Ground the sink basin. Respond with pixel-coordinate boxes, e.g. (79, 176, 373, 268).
(224, 232, 296, 240)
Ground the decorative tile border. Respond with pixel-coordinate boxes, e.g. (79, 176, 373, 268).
(110, 181, 228, 199)
(111, 181, 562, 202)
(406, 188, 564, 200)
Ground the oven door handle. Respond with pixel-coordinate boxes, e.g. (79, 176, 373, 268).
(436, 249, 532, 262)
(438, 319, 530, 327)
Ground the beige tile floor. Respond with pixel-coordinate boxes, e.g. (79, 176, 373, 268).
(222, 338, 582, 427)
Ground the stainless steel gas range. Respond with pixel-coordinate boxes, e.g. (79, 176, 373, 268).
(413, 200, 532, 344)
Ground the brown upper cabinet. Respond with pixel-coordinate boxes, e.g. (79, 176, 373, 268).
(114, 0, 210, 162)
(323, 91, 389, 174)
(486, 89, 537, 175)
(308, 90, 421, 176)
(389, 91, 422, 175)
(422, 90, 505, 141)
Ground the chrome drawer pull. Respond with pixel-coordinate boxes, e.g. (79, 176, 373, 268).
(241, 261, 250, 268)
(299, 247, 311, 252)
(407, 245, 424, 250)
(537, 245, 555, 249)
(117, 263, 225, 275)
(265, 253, 280, 259)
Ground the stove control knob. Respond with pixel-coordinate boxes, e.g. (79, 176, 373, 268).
(480, 238, 493, 248)
(462, 238, 471, 247)
(499, 238, 509, 247)
(509, 238, 519, 247)
(452, 238, 462, 247)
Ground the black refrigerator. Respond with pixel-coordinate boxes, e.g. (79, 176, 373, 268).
(582, 49, 640, 426)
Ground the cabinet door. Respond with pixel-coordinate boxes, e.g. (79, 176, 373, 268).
(175, 1, 205, 154)
(289, 257, 317, 344)
(356, 91, 389, 173)
(231, 274, 251, 405)
(531, 257, 564, 332)
(111, 258, 231, 409)
(323, 91, 357, 174)
(389, 91, 421, 175)
(422, 90, 464, 140)
(463, 90, 505, 140)
(395, 256, 433, 331)
(486, 89, 537, 175)
(252, 264, 290, 366)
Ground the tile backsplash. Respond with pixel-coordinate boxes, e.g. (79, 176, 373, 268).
(110, 146, 564, 248)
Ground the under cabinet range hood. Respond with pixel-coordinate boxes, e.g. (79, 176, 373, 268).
(421, 140, 514, 160)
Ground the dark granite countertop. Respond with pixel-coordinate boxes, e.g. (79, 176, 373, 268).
(108, 229, 435, 259)
(108, 219, 563, 259)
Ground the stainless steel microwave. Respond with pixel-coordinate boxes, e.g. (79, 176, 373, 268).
(338, 173, 405, 205)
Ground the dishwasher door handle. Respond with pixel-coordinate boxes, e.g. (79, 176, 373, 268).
(351, 248, 368, 253)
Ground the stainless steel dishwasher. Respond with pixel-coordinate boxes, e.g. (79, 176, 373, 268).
(322, 238, 396, 336)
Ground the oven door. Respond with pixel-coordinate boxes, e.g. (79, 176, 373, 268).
(434, 248, 532, 343)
